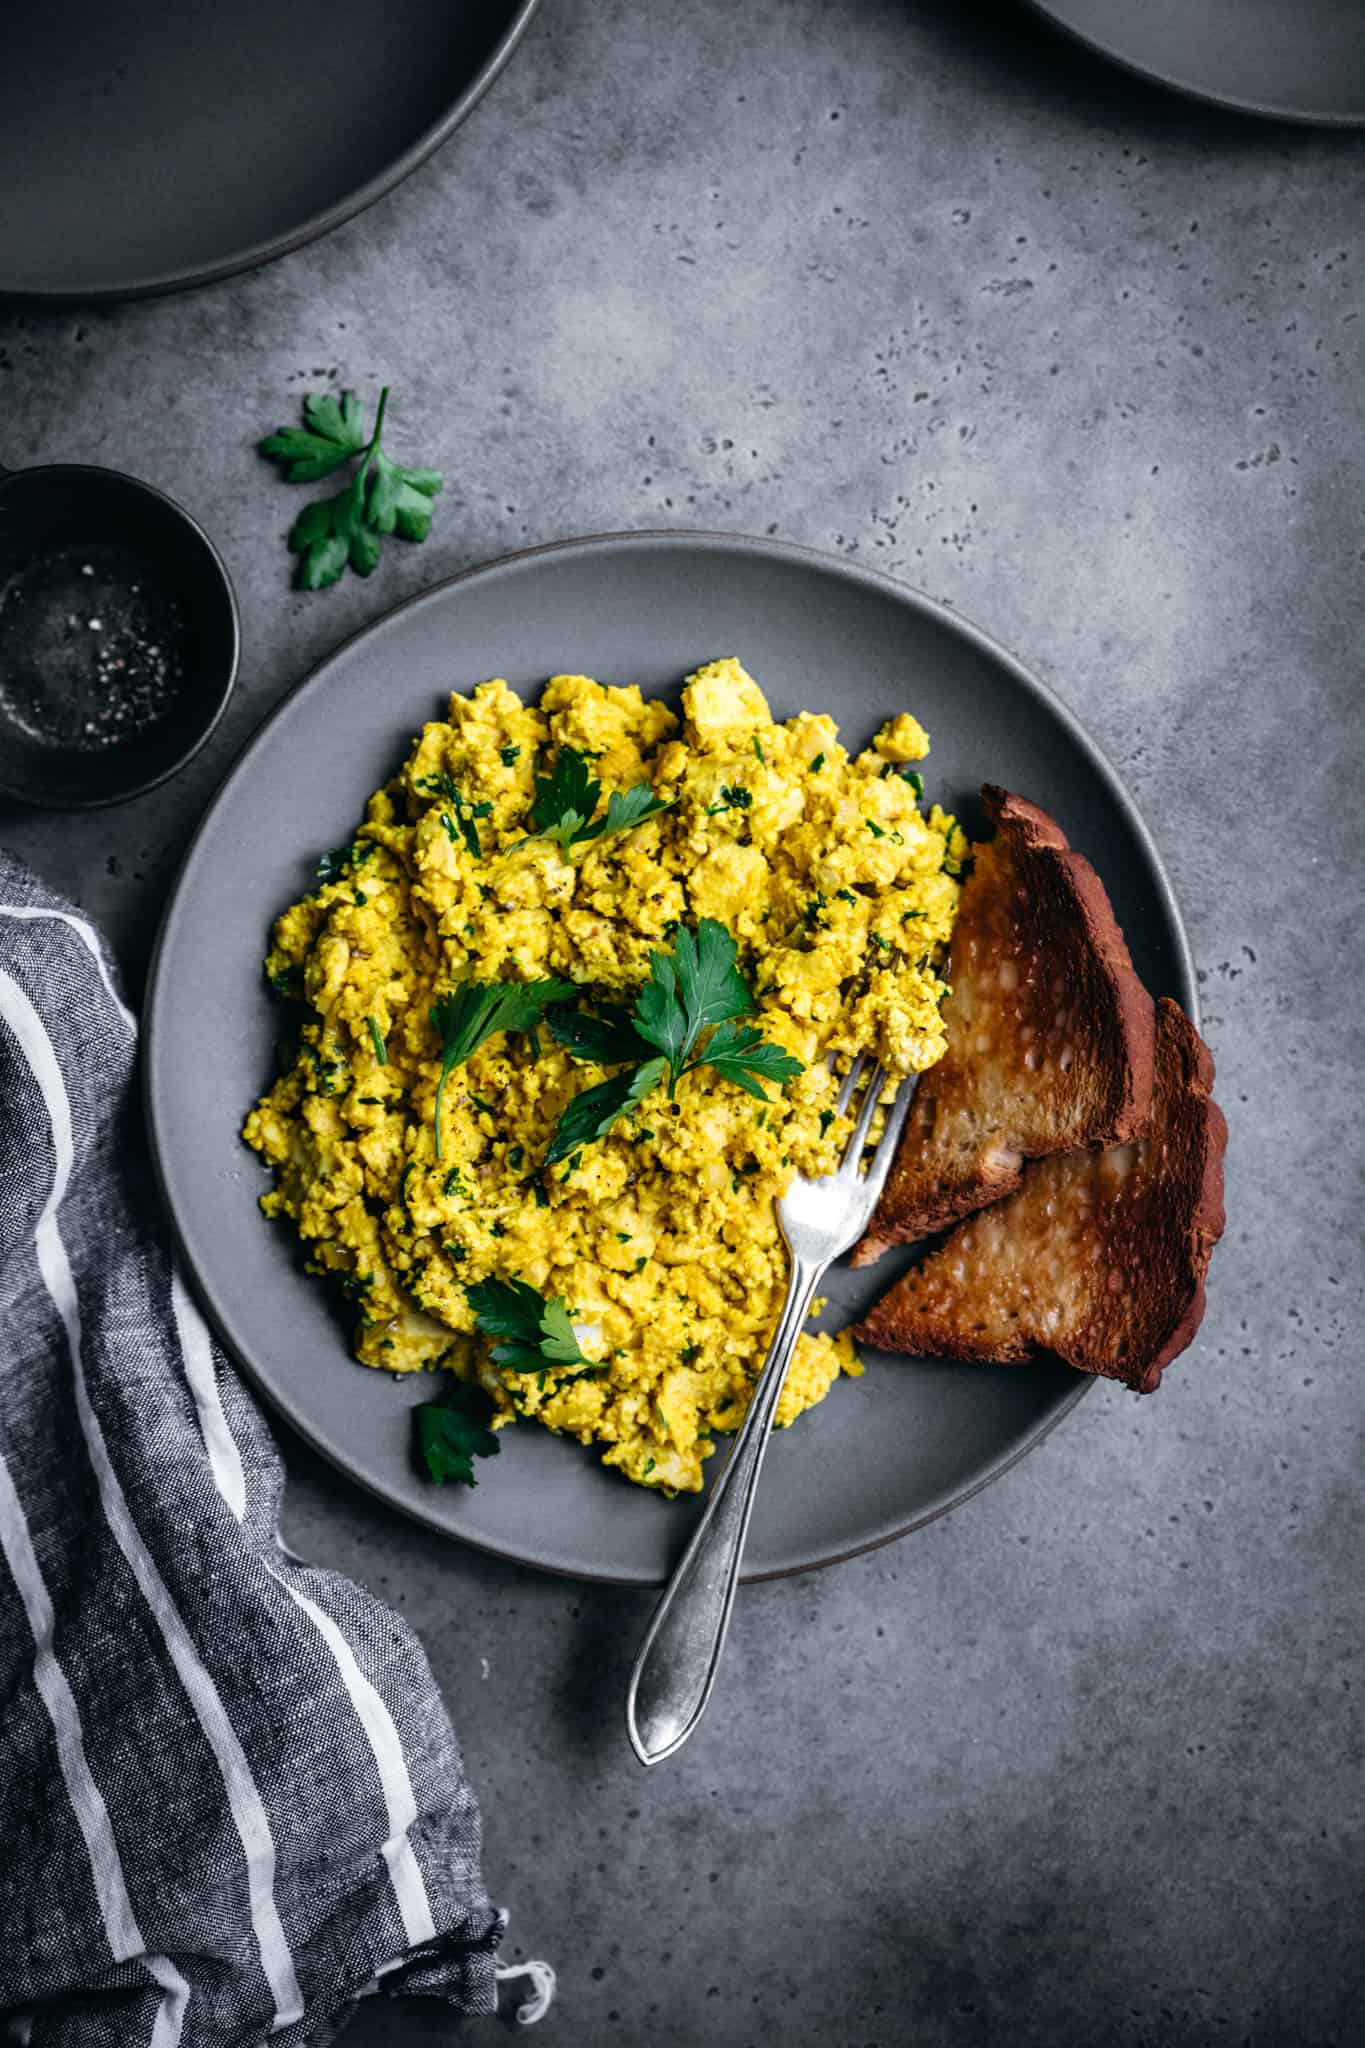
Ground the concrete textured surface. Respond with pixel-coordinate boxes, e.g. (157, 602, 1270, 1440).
(3, 1, 1363, 2042)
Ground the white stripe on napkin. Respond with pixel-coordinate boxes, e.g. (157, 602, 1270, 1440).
(0, 1445, 190, 2044)
(169, 1270, 248, 1521)
(168, 1279, 438, 1949)
(0, 905, 137, 1035)
(146, 1955, 191, 2048)
(273, 1576, 436, 1947)
(0, 970, 304, 2031)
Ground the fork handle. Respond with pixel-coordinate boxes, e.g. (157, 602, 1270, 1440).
(625, 1255, 823, 1766)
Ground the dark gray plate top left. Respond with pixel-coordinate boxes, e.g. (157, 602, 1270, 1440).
(0, 0, 539, 300)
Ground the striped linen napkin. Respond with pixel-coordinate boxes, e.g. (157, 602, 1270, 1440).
(0, 850, 553, 2046)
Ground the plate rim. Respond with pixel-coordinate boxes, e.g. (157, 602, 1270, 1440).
(0, 0, 542, 306)
(1024, 0, 1365, 127)
(142, 527, 1198, 1583)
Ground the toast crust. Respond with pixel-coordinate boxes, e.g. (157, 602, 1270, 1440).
(855, 999, 1227, 1392)
(853, 787, 1156, 1263)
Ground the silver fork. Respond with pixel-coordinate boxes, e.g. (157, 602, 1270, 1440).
(625, 1057, 920, 1766)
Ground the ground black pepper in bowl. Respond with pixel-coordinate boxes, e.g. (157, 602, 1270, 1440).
(0, 463, 238, 810)
(0, 543, 190, 751)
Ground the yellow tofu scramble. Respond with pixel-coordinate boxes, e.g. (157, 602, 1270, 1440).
(243, 659, 962, 1493)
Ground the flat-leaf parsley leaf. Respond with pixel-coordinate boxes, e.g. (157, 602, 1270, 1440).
(315, 842, 355, 884)
(545, 1002, 653, 1067)
(260, 389, 367, 482)
(581, 781, 675, 842)
(530, 745, 672, 853)
(636, 917, 753, 1081)
(287, 469, 380, 587)
(367, 448, 442, 541)
(696, 1020, 804, 1101)
(704, 783, 753, 817)
(436, 771, 493, 859)
(545, 1058, 668, 1165)
(530, 746, 599, 850)
(414, 1381, 500, 1486)
(430, 978, 575, 1157)
(467, 1275, 599, 1381)
(546, 919, 803, 1159)
(261, 385, 444, 590)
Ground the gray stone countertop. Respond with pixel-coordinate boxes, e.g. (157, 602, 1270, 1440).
(3, 2, 1361, 2041)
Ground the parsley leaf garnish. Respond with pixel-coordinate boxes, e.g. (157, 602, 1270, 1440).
(531, 746, 599, 849)
(545, 1058, 668, 1165)
(280, 416, 385, 588)
(582, 781, 675, 842)
(262, 386, 443, 590)
(466, 1275, 599, 1380)
(260, 389, 367, 481)
(545, 1002, 653, 1067)
(697, 1021, 804, 1100)
(366, 448, 442, 542)
(530, 745, 672, 853)
(704, 783, 753, 816)
(545, 919, 803, 1159)
(367, 1017, 388, 1065)
(435, 771, 493, 859)
(414, 1381, 501, 1486)
(635, 918, 753, 1079)
(316, 843, 354, 885)
(652, 921, 802, 1099)
(430, 978, 575, 1157)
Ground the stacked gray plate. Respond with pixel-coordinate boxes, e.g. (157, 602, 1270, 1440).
(0, 0, 539, 300)
(1028, 0, 1365, 124)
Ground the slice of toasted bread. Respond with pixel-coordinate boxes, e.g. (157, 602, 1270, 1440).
(855, 999, 1227, 1392)
(853, 786, 1155, 1264)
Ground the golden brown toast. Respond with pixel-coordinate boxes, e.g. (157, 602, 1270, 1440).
(853, 786, 1156, 1264)
(855, 999, 1227, 1393)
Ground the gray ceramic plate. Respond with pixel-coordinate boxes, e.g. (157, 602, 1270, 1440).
(0, 0, 539, 302)
(1026, 0, 1365, 124)
(144, 532, 1197, 1585)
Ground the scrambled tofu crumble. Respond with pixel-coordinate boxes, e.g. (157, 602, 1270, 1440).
(243, 659, 961, 1492)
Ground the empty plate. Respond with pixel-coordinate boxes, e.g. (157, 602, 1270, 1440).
(0, 0, 540, 300)
(1027, 0, 1365, 124)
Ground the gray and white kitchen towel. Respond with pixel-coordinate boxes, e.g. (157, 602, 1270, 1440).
(0, 849, 552, 2046)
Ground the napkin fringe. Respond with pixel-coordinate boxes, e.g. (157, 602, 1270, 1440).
(493, 1911, 557, 2026)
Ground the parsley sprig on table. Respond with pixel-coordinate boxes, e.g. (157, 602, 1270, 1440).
(430, 978, 575, 1158)
(413, 1381, 500, 1487)
(260, 385, 443, 590)
(529, 745, 673, 854)
(544, 919, 803, 1164)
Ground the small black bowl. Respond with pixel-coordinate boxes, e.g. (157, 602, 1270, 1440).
(0, 463, 239, 809)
